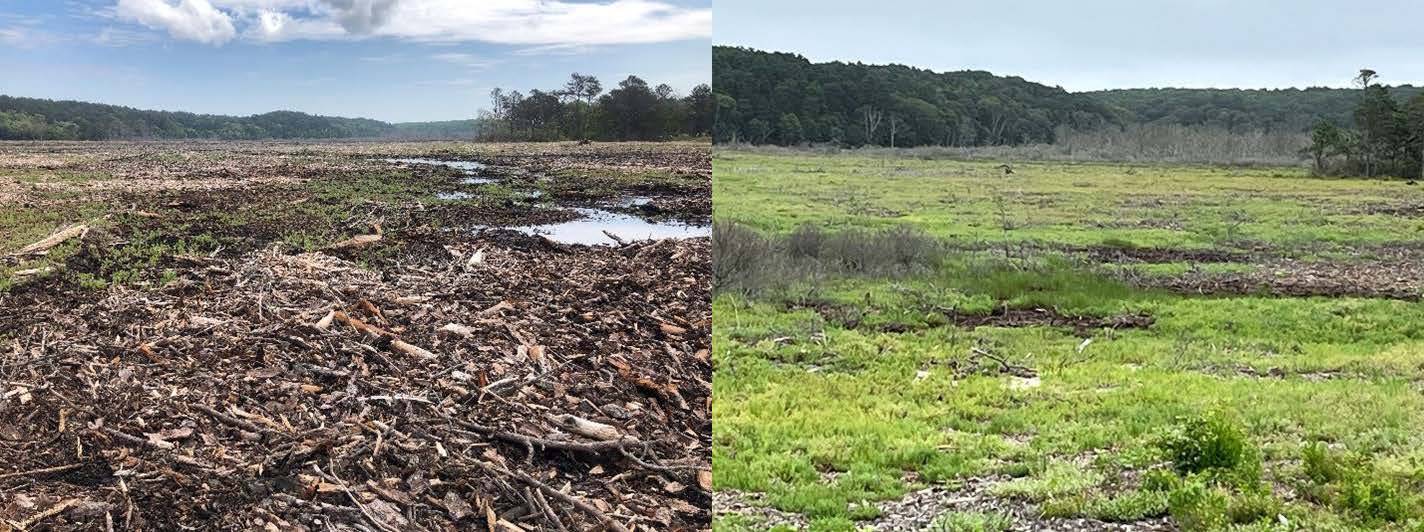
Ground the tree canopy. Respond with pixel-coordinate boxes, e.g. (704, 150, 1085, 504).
(481, 73, 712, 141)
(2, 70, 712, 142)
(1089, 86, 1424, 134)
(0, 95, 400, 140)
(711, 46, 1122, 147)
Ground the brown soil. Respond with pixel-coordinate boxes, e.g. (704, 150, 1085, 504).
(1139, 258, 1424, 301)
(1072, 244, 1251, 264)
(800, 302, 1153, 335)
(945, 308, 1154, 335)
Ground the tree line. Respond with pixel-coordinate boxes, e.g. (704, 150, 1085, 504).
(1300, 70, 1424, 178)
(1, 71, 713, 142)
(0, 96, 398, 140)
(712, 48, 1424, 178)
(480, 73, 713, 141)
(711, 46, 1122, 147)
(1090, 85, 1424, 135)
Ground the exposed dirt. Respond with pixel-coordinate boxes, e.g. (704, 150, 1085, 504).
(798, 301, 1153, 335)
(1071, 244, 1251, 264)
(1135, 257, 1424, 301)
(944, 308, 1154, 335)
(714, 476, 1176, 531)
(0, 140, 712, 531)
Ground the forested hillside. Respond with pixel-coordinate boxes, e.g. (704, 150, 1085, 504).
(713, 47, 1424, 148)
(1090, 86, 1424, 133)
(2, 69, 714, 142)
(0, 95, 404, 140)
(711, 46, 1123, 147)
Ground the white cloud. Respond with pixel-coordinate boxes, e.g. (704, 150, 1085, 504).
(106, 0, 709, 46)
(93, 26, 162, 46)
(116, 0, 237, 44)
(0, 27, 28, 46)
(430, 52, 499, 69)
(247, 8, 344, 41)
(368, 0, 711, 46)
(319, 0, 398, 34)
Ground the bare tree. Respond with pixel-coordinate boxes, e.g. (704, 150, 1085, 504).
(860, 106, 882, 145)
(1355, 68, 1379, 176)
(888, 116, 902, 148)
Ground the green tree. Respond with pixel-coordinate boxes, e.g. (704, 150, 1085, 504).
(776, 113, 803, 146)
(747, 118, 771, 144)
(1301, 121, 1345, 174)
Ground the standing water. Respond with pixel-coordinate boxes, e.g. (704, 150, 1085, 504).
(503, 208, 709, 246)
(383, 158, 494, 184)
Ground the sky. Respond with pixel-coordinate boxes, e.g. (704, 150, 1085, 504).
(714, 0, 1424, 92)
(0, 0, 711, 122)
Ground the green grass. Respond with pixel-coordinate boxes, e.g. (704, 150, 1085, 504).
(713, 151, 1424, 529)
(714, 152, 1424, 252)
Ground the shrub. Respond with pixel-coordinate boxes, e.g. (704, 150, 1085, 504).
(1301, 441, 1346, 485)
(1167, 480, 1230, 531)
(1142, 469, 1183, 492)
(1159, 410, 1259, 487)
(1226, 491, 1281, 525)
(928, 511, 1013, 532)
(712, 221, 772, 294)
(1340, 477, 1409, 523)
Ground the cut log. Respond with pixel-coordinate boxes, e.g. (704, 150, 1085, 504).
(18, 224, 88, 255)
(547, 414, 623, 441)
(391, 339, 436, 360)
(327, 234, 381, 250)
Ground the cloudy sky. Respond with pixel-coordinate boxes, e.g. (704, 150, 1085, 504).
(0, 0, 710, 122)
(715, 0, 1424, 91)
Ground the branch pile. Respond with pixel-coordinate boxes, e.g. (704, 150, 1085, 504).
(0, 235, 711, 530)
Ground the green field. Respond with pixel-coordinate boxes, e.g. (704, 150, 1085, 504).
(712, 150, 1424, 530)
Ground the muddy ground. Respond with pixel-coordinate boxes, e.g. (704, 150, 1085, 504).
(0, 140, 711, 531)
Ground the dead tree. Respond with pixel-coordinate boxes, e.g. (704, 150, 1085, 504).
(861, 106, 883, 145)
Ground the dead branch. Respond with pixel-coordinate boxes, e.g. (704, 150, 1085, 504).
(17, 224, 88, 255)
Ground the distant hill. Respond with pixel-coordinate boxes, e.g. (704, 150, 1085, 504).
(712, 46, 1424, 146)
(1088, 86, 1424, 133)
(712, 46, 1123, 146)
(0, 94, 474, 140)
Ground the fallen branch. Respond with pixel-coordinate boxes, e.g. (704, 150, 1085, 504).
(9, 498, 80, 530)
(0, 463, 82, 481)
(17, 224, 88, 255)
(326, 234, 382, 251)
(547, 414, 623, 441)
(452, 419, 637, 454)
(472, 460, 629, 532)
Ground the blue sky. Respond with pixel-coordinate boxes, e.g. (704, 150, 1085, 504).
(0, 0, 710, 122)
(714, 0, 1424, 92)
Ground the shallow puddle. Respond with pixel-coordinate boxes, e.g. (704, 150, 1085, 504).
(503, 208, 709, 245)
(384, 158, 494, 184)
(437, 191, 474, 200)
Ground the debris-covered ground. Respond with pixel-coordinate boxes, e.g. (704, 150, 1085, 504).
(0, 140, 711, 531)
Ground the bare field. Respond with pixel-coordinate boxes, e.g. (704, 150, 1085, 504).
(0, 140, 711, 531)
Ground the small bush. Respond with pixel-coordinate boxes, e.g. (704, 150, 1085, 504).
(712, 221, 773, 294)
(1225, 491, 1281, 525)
(1167, 480, 1230, 531)
(786, 224, 826, 259)
(928, 511, 1013, 532)
(1301, 441, 1346, 485)
(1340, 477, 1409, 523)
(1159, 410, 1259, 486)
(712, 221, 945, 296)
(1142, 469, 1183, 492)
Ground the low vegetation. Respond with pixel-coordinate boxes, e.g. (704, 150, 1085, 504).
(712, 150, 1424, 529)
